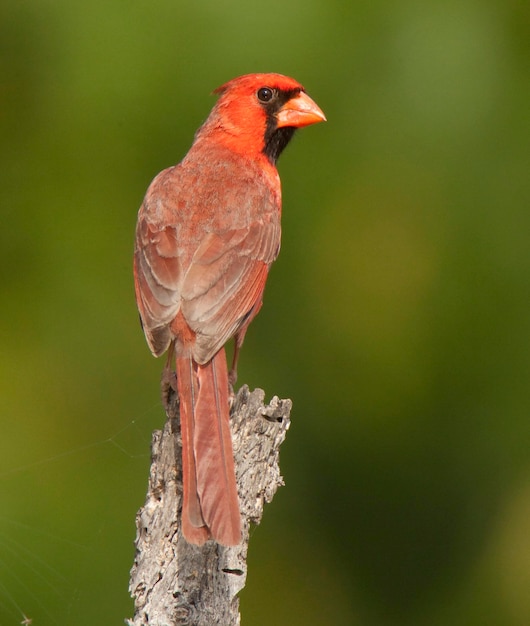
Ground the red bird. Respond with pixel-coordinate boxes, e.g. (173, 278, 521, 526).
(134, 73, 325, 546)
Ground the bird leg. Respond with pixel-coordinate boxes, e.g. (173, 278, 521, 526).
(228, 332, 245, 388)
(161, 341, 178, 407)
(227, 333, 245, 410)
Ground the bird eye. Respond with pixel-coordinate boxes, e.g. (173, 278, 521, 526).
(257, 87, 275, 103)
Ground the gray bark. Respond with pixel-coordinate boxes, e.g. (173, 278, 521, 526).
(128, 384, 292, 626)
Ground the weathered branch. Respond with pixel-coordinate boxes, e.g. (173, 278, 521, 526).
(128, 383, 292, 626)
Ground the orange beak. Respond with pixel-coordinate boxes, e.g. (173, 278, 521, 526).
(276, 91, 327, 129)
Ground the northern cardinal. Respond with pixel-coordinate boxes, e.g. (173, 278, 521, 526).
(134, 73, 325, 546)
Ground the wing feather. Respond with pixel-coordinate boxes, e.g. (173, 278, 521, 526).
(134, 206, 184, 355)
(181, 219, 280, 363)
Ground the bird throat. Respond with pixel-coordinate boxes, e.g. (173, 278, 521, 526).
(263, 126, 296, 164)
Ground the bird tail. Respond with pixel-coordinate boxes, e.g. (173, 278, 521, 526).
(176, 348, 241, 546)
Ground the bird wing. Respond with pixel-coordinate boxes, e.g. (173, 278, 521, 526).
(134, 181, 281, 362)
(181, 217, 281, 364)
(134, 199, 185, 356)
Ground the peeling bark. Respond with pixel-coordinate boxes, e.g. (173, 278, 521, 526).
(128, 384, 291, 626)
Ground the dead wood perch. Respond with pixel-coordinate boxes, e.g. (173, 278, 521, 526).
(128, 384, 292, 626)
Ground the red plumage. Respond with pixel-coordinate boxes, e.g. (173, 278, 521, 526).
(134, 73, 325, 545)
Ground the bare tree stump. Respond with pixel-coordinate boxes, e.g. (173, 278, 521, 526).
(128, 383, 292, 626)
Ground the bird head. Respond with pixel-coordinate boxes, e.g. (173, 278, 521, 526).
(198, 73, 326, 164)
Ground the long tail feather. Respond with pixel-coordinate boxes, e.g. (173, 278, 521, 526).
(176, 349, 241, 546)
(195, 348, 241, 546)
(176, 354, 209, 545)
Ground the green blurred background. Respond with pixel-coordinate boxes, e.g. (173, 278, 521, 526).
(1, 0, 529, 624)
